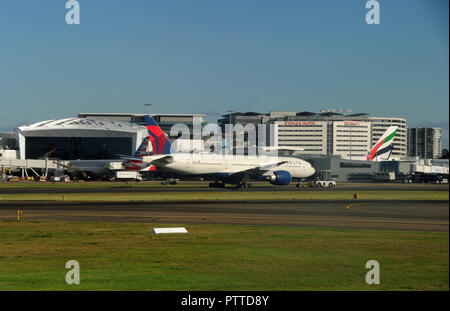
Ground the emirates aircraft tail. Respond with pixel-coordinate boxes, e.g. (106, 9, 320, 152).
(366, 126, 398, 161)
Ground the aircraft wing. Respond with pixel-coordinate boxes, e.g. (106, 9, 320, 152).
(121, 157, 145, 162)
(59, 163, 88, 177)
(60, 162, 84, 173)
(228, 160, 288, 178)
(122, 155, 173, 167)
(119, 154, 154, 161)
(147, 155, 174, 167)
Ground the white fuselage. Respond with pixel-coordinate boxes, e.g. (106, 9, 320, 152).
(143, 153, 315, 179)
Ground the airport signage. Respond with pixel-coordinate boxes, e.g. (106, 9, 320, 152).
(284, 121, 316, 126)
(343, 121, 361, 126)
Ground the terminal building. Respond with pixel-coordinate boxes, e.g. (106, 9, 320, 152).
(302, 154, 448, 182)
(0, 132, 18, 160)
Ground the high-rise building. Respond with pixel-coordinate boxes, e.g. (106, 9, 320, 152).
(407, 127, 442, 159)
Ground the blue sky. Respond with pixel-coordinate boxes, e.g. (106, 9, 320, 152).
(0, 0, 448, 142)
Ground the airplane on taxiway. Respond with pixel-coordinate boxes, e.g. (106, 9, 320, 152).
(143, 116, 316, 188)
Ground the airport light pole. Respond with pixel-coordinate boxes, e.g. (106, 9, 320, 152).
(226, 110, 234, 151)
(226, 110, 234, 125)
(144, 103, 152, 114)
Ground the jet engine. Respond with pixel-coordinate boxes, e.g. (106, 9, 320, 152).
(268, 170, 292, 186)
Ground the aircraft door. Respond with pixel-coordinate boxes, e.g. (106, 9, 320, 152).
(185, 156, 191, 168)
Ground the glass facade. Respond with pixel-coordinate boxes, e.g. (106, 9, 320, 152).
(407, 128, 442, 159)
(25, 137, 132, 160)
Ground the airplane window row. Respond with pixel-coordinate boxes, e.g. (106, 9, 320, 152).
(286, 161, 303, 166)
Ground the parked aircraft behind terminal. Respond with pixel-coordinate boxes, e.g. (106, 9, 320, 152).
(143, 116, 315, 188)
(62, 135, 152, 179)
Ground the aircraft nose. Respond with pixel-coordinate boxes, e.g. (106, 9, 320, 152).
(308, 165, 315, 177)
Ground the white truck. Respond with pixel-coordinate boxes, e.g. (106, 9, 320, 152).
(115, 170, 142, 181)
(297, 170, 336, 188)
(310, 179, 336, 188)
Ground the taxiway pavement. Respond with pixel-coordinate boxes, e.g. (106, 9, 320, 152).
(0, 199, 447, 232)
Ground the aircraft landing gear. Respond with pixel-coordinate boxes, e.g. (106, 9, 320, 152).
(161, 178, 177, 185)
(236, 181, 252, 189)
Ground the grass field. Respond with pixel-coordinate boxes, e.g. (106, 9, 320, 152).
(0, 220, 448, 291)
(0, 190, 447, 202)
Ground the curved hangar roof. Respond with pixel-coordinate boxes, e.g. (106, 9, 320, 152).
(17, 118, 147, 137)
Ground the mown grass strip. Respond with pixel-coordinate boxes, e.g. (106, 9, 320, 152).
(0, 220, 447, 291)
(0, 190, 448, 202)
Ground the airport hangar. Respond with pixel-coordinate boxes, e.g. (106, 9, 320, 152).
(15, 118, 148, 160)
(11, 113, 207, 161)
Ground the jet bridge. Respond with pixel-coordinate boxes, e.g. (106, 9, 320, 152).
(0, 158, 64, 180)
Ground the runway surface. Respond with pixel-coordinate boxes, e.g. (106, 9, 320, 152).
(0, 200, 448, 232)
(0, 182, 448, 194)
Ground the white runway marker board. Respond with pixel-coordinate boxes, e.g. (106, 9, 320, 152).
(151, 227, 188, 234)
